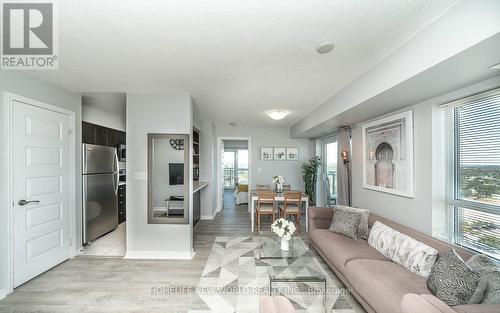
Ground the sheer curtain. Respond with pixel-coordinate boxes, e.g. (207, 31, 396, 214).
(337, 127, 351, 206)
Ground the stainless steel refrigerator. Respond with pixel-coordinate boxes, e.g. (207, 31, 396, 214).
(82, 144, 119, 244)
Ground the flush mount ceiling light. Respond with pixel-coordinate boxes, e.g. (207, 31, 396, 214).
(490, 62, 500, 70)
(267, 110, 289, 120)
(317, 42, 335, 54)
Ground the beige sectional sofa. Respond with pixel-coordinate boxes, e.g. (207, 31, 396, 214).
(307, 206, 500, 313)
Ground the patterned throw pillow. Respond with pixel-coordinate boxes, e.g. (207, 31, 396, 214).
(328, 207, 361, 240)
(467, 254, 500, 305)
(368, 221, 438, 277)
(334, 205, 370, 239)
(469, 272, 500, 304)
(426, 250, 480, 306)
(482, 277, 500, 304)
(466, 254, 500, 273)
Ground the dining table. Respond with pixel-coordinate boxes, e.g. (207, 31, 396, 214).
(249, 190, 310, 233)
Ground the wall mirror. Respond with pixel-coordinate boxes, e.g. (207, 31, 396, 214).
(148, 133, 190, 224)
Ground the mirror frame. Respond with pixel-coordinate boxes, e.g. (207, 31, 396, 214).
(147, 133, 190, 224)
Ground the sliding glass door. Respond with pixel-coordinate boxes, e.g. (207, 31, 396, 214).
(322, 139, 338, 206)
(223, 149, 248, 189)
(237, 150, 249, 185)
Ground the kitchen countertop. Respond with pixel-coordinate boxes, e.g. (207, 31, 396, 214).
(193, 181, 209, 193)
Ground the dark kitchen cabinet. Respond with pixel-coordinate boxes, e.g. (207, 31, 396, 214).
(95, 125, 108, 146)
(107, 129, 119, 148)
(118, 130, 126, 145)
(82, 121, 96, 144)
(118, 184, 126, 224)
(82, 122, 126, 148)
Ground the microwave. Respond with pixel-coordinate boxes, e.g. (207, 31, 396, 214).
(118, 144, 126, 162)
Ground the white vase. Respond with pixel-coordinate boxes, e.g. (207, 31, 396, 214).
(280, 237, 290, 251)
(275, 183, 283, 193)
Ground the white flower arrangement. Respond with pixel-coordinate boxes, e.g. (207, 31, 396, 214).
(271, 218, 296, 240)
(272, 175, 284, 185)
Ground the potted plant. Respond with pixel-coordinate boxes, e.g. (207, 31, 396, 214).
(271, 218, 296, 251)
(301, 156, 321, 204)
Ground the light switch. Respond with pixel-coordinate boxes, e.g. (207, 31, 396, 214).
(133, 172, 147, 180)
(257, 168, 262, 173)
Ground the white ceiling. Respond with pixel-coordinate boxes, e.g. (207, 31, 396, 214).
(31, 0, 457, 126)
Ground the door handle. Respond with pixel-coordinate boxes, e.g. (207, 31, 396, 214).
(18, 199, 40, 206)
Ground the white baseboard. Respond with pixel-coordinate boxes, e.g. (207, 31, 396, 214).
(201, 210, 217, 220)
(124, 250, 195, 260)
(0, 287, 8, 301)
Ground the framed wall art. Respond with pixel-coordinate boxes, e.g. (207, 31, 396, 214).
(260, 147, 273, 160)
(362, 110, 414, 198)
(273, 147, 286, 160)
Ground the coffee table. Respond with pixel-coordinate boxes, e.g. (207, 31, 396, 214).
(258, 236, 327, 312)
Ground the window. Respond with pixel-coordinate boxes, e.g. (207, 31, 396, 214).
(446, 88, 500, 259)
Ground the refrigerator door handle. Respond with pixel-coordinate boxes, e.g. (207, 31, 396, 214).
(114, 172, 119, 195)
(82, 175, 87, 244)
(82, 144, 87, 174)
(114, 150, 119, 173)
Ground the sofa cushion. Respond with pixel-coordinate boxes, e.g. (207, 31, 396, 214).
(400, 294, 456, 313)
(260, 296, 295, 313)
(417, 294, 500, 313)
(427, 250, 479, 306)
(328, 207, 361, 240)
(453, 303, 500, 313)
(344, 259, 431, 313)
(368, 221, 438, 277)
(309, 229, 388, 270)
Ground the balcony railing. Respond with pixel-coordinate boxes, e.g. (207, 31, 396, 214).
(326, 170, 337, 206)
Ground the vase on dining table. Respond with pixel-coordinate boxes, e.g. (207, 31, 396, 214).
(275, 182, 283, 193)
(280, 237, 290, 251)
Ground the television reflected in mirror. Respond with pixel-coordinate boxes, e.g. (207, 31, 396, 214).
(169, 163, 184, 185)
(148, 133, 190, 224)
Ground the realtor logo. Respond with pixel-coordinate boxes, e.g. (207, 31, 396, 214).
(1, 0, 58, 69)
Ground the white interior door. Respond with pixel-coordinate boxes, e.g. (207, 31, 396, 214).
(12, 99, 71, 287)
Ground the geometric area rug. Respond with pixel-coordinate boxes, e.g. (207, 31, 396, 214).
(188, 236, 357, 313)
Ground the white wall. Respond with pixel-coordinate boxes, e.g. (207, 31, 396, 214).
(351, 76, 500, 236)
(126, 93, 194, 258)
(196, 118, 217, 219)
(215, 124, 311, 190)
(0, 71, 82, 297)
(82, 93, 126, 131)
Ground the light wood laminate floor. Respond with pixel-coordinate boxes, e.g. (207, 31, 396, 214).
(0, 192, 364, 313)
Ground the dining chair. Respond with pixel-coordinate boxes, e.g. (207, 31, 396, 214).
(256, 191, 275, 231)
(256, 184, 271, 191)
(279, 191, 302, 233)
(282, 184, 291, 191)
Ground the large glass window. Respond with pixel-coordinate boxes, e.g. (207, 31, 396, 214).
(223, 151, 235, 189)
(447, 88, 500, 259)
(237, 150, 249, 185)
(223, 149, 248, 189)
(325, 142, 338, 206)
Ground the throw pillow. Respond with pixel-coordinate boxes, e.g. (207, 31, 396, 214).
(482, 276, 500, 304)
(426, 250, 479, 306)
(467, 254, 500, 305)
(334, 205, 370, 239)
(469, 272, 500, 304)
(328, 207, 361, 240)
(368, 221, 438, 277)
(466, 254, 500, 273)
